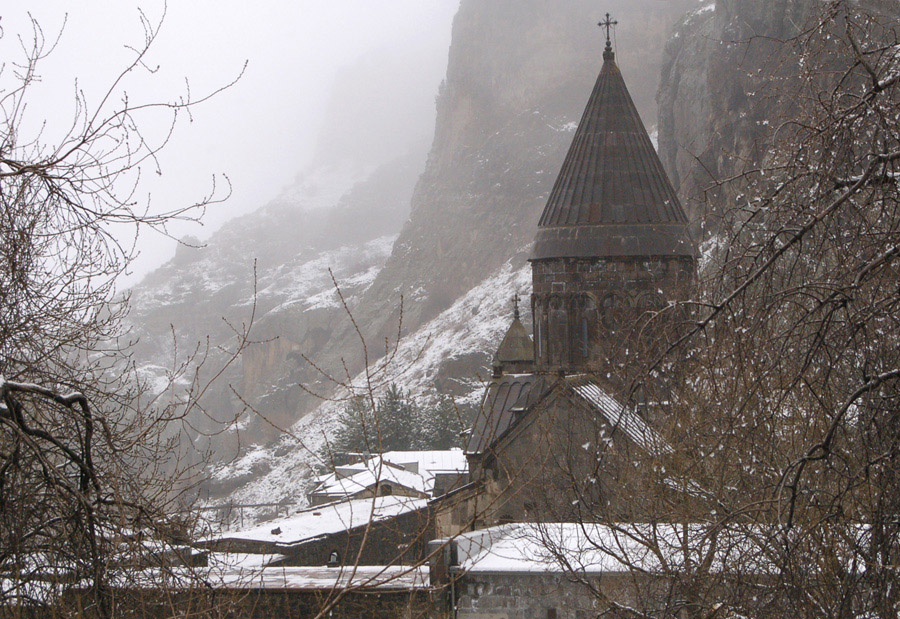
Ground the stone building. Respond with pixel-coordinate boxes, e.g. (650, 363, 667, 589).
(438, 19, 697, 536)
(430, 523, 774, 619)
(191, 16, 702, 619)
(309, 450, 469, 506)
(529, 34, 696, 374)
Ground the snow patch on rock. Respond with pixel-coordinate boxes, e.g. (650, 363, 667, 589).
(258, 235, 396, 314)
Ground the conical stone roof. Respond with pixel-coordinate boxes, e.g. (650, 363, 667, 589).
(493, 315, 534, 366)
(532, 46, 696, 260)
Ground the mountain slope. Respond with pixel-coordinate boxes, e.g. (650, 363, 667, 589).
(129, 1, 697, 505)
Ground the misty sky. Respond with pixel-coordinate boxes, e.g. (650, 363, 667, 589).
(1, 2, 459, 284)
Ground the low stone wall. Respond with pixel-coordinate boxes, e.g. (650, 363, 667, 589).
(455, 572, 607, 619)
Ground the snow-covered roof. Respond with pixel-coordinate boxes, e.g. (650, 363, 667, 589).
(107, 565, 429, 591)
(314, 450, 468, 498)
(451, 523, 715, 574)
(211, 496, 428, 546)
(312, 464, 428, 500)
(209, 565, 429, 590)
(568, 377, 672, 455)
(467, 375, 671, 457)
(380, 449, 468, 477)
(205, 553, 286, 570)
(451, 522, 873, 576)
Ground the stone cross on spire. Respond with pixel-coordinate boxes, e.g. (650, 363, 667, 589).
(513, 293, 520, 320)
(599, 12, 617, 60)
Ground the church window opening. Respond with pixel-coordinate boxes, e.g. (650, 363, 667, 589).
(581, 315, 589, 358)
(600, 293, 619, 329)
(549, 296, 568, 366)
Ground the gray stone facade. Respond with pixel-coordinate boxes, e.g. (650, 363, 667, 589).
(455, 572, 604, 619)
(531, 256, 694, 371)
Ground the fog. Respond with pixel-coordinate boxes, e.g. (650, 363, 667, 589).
(1, 1, 459, 283)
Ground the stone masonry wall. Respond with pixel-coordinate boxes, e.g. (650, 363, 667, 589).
(455, 572, 611, 619)
(531, 256, 695, 370)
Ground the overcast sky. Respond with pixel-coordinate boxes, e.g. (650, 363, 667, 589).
(2, 1, 459, 283)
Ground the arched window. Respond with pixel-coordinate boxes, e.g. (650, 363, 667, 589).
(579, 294, 598, 360)
(548, 296, 568, 366)
(636, 291, 665, 313)
(600, 293, 620, 329)
(327, 551, 341, 567)
(535, 302, 544, 360)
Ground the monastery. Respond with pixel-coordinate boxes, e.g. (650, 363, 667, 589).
(438, 13, 697, 535)
(194, 15, 704, 618)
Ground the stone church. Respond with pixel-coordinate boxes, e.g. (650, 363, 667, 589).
(437, 21, 698, 535)
(190, 17, 708, 619)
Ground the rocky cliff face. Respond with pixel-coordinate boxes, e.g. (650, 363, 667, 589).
(370, 0, 696, 322)
(201, 0, 897, 512)
(320, 0, 697, 403)
(657, 0, 817, 226)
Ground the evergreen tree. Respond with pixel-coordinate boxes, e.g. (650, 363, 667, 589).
(332, 385, 467, 452)
(418, 395, 466, 450)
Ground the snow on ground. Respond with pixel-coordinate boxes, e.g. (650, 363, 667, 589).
(132, 160, 379, 312)
(135, 365, 190, 395)
(218, 258, 532, 509)
(377, 258, 533, 407)
(135, 234, 396, 401)
(211, 444, 274, 484)
(255, 234, 396, 314)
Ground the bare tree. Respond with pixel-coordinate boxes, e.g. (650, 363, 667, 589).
(0, 9, 246, 616)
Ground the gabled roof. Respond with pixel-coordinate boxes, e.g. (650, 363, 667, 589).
(532, 49, 696, 260)
(310, 463, 429, 501)
(316, 451, 468, 499)
(465, 373, 670, 457)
